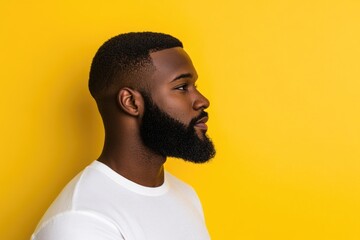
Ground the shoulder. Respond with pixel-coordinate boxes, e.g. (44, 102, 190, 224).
(33, 162, 124, 239)
(31, 210, 123, 240)
(36, 164, 97, 223)
(40, 161, 117, 217)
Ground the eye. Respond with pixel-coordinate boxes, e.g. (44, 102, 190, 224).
(175, 84, 188, 91)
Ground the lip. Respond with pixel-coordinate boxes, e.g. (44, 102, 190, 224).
(195, 116, 208, 131)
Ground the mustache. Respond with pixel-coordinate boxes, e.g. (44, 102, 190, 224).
(189, 111, 208, 127)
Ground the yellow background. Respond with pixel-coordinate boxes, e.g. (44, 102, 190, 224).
(1, 1, 360, 239)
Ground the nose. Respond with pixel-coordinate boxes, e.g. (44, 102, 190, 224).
(193, 89, 210, 110)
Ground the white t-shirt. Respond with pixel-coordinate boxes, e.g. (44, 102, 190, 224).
(31, 161, 210, 240)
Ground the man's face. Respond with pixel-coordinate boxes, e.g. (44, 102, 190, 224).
(139, 47, 216, 163)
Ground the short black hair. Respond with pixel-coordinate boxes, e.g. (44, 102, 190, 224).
(88, 32, 183, 100)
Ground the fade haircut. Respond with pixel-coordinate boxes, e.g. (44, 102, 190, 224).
(88, 32, 183, 100)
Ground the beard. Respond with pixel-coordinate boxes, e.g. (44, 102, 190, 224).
(140, 93, 216, 163)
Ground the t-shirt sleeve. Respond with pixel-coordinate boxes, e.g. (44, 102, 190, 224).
(32, 211, 124, 240)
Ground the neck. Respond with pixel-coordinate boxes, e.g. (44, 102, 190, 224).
(98, 135, 167, 187)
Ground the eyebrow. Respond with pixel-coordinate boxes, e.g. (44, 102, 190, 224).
(171, 73, 193, 82)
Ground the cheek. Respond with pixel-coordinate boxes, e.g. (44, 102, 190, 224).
(166, 102, 190, 121)
(150, 86, 194, 122)
(157, 96, 193, 123)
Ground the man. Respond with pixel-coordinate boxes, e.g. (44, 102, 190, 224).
(32, 32, 216, 240)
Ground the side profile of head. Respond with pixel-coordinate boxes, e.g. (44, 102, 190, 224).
(88, 32, 215, 163)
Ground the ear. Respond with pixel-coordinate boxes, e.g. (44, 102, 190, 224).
(117, 88, 143, 116)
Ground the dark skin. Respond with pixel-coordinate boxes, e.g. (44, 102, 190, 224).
(98, 47, 210, 187)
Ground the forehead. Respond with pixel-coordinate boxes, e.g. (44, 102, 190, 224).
(148, 47, 197, 86)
